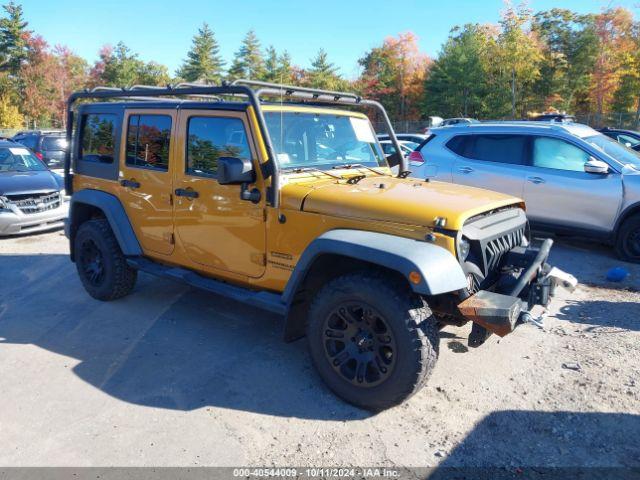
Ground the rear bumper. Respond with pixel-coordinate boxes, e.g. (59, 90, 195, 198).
(457, 238, 576, 344)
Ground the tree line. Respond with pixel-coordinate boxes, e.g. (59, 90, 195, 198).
(0, 1, 638, 129)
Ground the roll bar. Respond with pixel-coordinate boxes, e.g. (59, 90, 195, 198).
(64, 80, 409, 208)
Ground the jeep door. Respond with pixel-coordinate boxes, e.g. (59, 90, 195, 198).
(522, 135, 622, 233)
(119, 110, 176, 256)
(450, 134, 528, 199)
(173, 109, 266, 278)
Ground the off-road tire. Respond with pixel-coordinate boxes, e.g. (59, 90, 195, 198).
(615, 214, 640, 263)
(74, 219, 137, 300)
(307, 273, 439, 411)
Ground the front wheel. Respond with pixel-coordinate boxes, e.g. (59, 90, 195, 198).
(307, 273, 439, 411)
(615, 214, 640, 263)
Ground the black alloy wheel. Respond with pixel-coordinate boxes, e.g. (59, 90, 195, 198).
(323, 302, 397, 387)
(79, 238, 105, 287)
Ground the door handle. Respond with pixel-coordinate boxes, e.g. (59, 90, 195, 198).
(527, 176, 546, 185)
(458, 166, 474, 174)
(174, 188, 199, 199)
(120, 179, 140, 189)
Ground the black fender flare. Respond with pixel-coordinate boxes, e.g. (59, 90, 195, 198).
(66, 189, 142, 260)
(281, 229, 467, 341)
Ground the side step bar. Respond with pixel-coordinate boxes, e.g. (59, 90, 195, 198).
(126, 257, 287, 316)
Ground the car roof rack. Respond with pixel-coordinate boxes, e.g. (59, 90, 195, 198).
(64, 80, 407, 204)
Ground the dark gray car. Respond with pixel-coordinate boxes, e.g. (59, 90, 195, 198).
(12, 130, 68, 171)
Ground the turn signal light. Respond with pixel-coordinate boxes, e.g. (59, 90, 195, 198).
(409, 271, 422, 285)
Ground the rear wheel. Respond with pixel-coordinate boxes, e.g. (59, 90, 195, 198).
(307, 273, 439, 411)
(74, 219, 137, 300)
(615, 214, 640, 263)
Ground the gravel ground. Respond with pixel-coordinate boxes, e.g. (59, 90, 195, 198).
(0, 229, 638, 469)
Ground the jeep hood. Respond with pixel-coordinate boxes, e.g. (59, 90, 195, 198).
(282, 176, 523, 231)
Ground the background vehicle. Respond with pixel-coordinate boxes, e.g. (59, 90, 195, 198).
(0, 140, 68, 235)
(12, 130, 68, 171)
(64, 81, 573, 410)
(440, 118, 479, 126)
(532, 113, 577, 122)
(411, 122, 640, 262)
(379, 140, 418, 158)
(599, 128, 640, 152)
(377, 133, 429, 144)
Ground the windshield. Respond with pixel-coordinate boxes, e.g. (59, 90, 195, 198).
(0, 146, 48, 172)
(583, 134, 640, 168)
(264, 111, 386, 170)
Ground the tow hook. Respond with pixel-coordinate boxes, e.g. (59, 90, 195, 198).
(519, 309, 547, 329)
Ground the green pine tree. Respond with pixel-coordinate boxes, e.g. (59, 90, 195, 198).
(306, 49, 345, 90)
(227, 29, 265, 80)
(0, 1, 29, 76)
(277, 50, 293, 83)
(177, 23, 224, 83)
(263, 45, 278, 81)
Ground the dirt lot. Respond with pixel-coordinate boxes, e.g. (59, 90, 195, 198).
(0, 229, 639, 468)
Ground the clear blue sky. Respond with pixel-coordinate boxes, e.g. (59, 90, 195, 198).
(20, 0, 638, 79)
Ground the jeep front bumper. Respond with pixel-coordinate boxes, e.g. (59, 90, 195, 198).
(456, 238, 576, 346)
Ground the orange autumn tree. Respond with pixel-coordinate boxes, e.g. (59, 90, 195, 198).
(589, 7, 636, 116)
(358, 32, 430, 121)
(19, 35, 88, 127)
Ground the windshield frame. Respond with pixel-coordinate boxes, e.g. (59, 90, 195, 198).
(263, 108, 389, 173)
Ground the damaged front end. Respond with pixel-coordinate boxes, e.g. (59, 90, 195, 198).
(433, 208, 577, 347)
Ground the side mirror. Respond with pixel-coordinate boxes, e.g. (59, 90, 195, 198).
(584, 157, 609, 175)
(386, 151, 402, 168)
(217, 156, 255, 185)
(625, 142, 633, 148)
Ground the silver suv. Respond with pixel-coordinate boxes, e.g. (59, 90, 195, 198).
(411, 122, 640, 262)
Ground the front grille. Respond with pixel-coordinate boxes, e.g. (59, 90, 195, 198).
(484, 227, 525, 273)
(461, 208, 528, 285)
(6, 191, 61, 214)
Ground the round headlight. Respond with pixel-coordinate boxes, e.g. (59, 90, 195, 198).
(458, 237, 470, 261)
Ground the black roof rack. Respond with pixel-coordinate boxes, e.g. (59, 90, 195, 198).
(64, 80, 407, 206)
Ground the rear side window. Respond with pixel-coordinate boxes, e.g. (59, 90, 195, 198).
(449, 134, 527, 165)
(80, 114, 117, 164)
(186, 116, 251, 177)
(445, 135, 470, 156)
(126, 114, 172, 171)
(42, 136, 67, 151)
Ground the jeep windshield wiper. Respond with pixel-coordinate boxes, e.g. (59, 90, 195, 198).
(281, 166, 343, 179)
(331, 163, 385, 176)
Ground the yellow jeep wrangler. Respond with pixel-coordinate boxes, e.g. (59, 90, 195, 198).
(63, 80, 575, 410)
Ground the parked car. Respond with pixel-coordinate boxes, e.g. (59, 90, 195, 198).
(377, 133, 429, 144)
(0, 140, 68, 235)
(532, 113, 576, 122)
(63, 81, 574, 410)
(379, 140, 418, 157)
(599, 127, 640, 152)
(12, 130, 68, 171)
(440, 118, 479, 126)
(410, 122, 640, 262)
